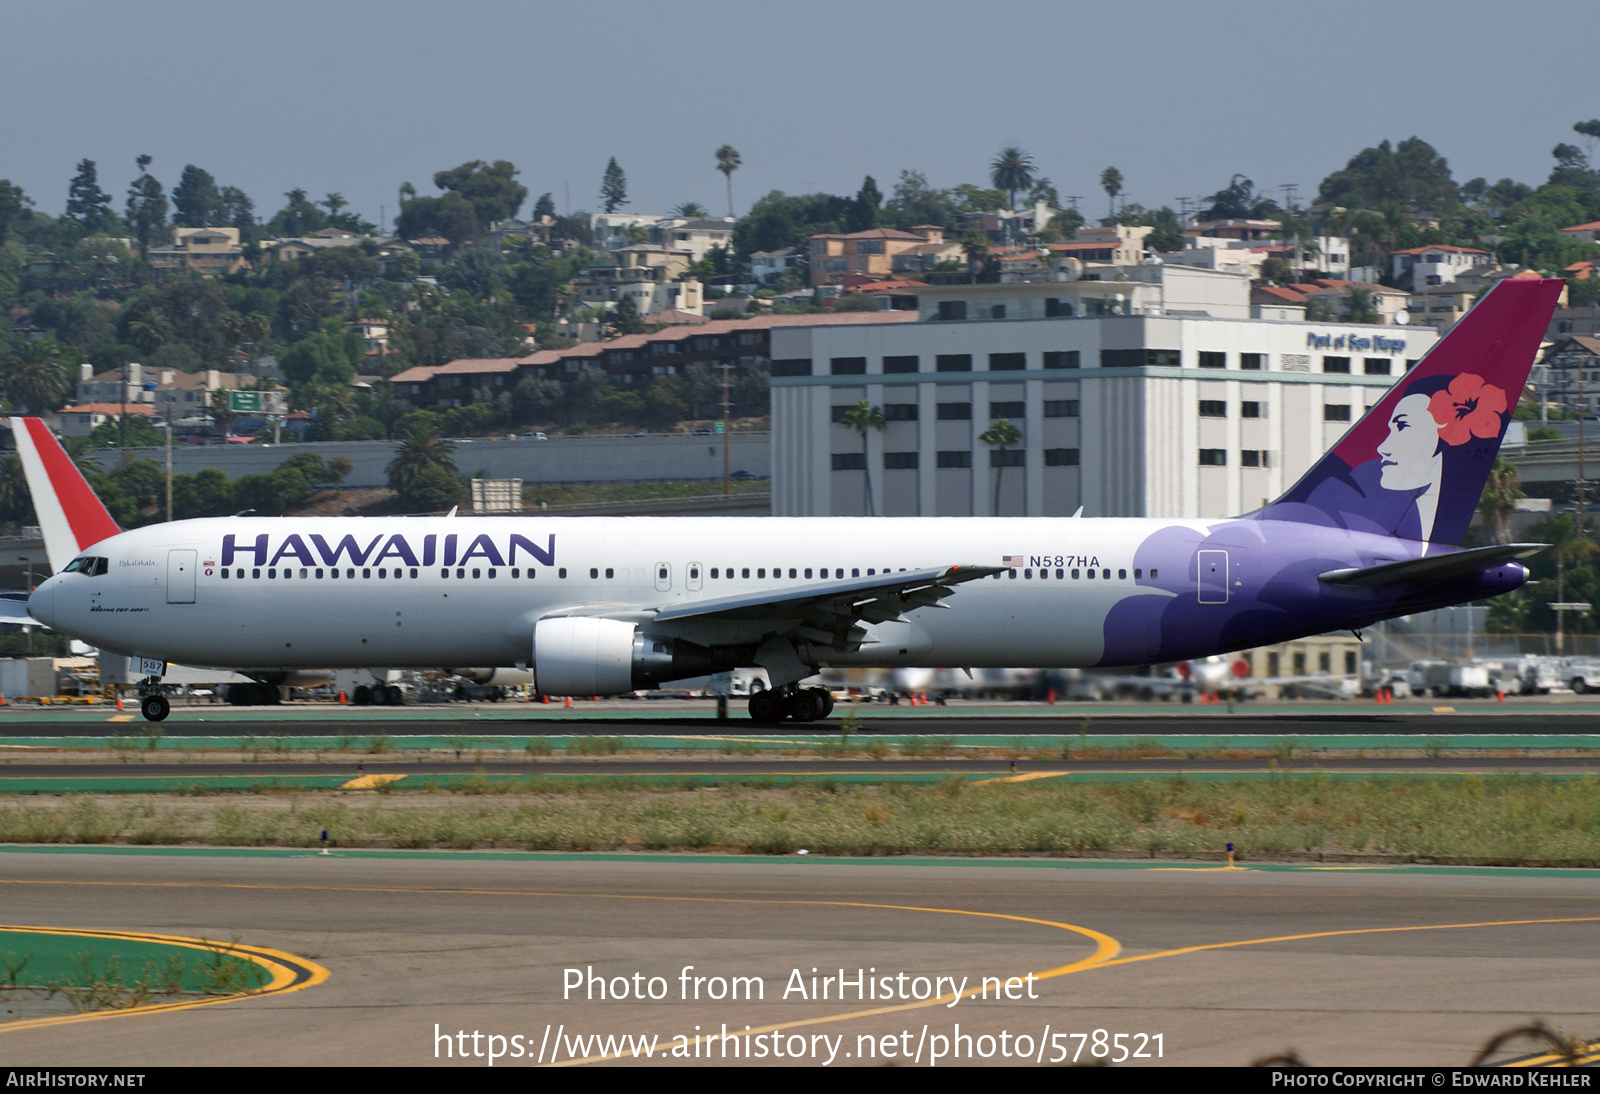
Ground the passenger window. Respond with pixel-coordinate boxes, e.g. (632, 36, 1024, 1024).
(804, 568, 813, 579)
(346, 568, 354, 579)
(378, 569, 386, 579)
(1038, 569, 1047, 580)
(472, 569, 481, 579)
(606, 568, 614, 579)
(1119, 569, 1127, 579)
(1087, 569, 1095, 580)
(456, 568, 465, 579)
(868, 569, 875, 575)
(487, 569, 496, 579)
(757, 569, 765, 578)
(690, 567, 699, 580)
(710, 568, 718, 579)
(441, 568, 449, 578)
(559, 568, 567, 578)
(253, 569, 261, 579)
(1072, 569, 1080, 579)
(512, 568, 520, 578)
(852, 568, 860, 577)
(789, 568, 797, 578)
(1055, 568, 1063, 579)
(1135, 568, 1142, 579)
(362, 569, 371, 579)
(1024, 569, 1033, 579)
(329, 568, 339, 579)
(315, 569, 324, 579)
(1103, 569, 1111, 579)
(1151, 568, 1159, 579)
(268, 568, 277, 578)
(742, 568, 750, 578)
(527, 569, 535, 578)
(1008, 570, 1017, 579)
(410, 568, 418, 578)
(300, 569, 308, 578)
(591, 568, 599, 579)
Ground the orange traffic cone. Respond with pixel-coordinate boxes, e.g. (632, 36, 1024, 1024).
(541, 694, 550, 704)
(564, 696, 572, 708)
(1497, 691, 1505, 702)
(339, 690, 347, 704)
(115, 697, 123, 711)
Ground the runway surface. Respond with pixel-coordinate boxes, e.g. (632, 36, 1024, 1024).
(6, 707, 1600, 738)
(1, 850, 1596, 1067)
(5, 755, 1600, 781)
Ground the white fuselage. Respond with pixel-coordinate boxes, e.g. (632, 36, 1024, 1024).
(33, 515, 1212, 673)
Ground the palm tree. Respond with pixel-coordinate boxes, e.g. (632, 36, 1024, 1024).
(671, 202, 708, 219)
(980, 418, 1022, 516)
(836, 400, 885, 516)
(1541, 513, 1598, 652)
(1100, 166, 1124, 221)
(1346, 286, 1378, 324)
(715, 145, 741, 217)
(386, 430, 457, 497)
(1477, 458, 1522, 545)
(989, 148, 1035, 211)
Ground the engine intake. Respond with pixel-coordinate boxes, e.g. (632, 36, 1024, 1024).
(533, 617, 713, 695)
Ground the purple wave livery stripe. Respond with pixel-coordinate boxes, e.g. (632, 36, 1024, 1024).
(1097, 278, 1564, 667)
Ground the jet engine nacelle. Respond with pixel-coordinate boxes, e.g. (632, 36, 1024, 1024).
(533, 617, 713, 695)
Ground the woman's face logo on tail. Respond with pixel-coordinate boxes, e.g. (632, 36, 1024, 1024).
(1378, 393, 1442, 491)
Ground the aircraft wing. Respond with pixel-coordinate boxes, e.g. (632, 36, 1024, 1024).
(0, 593, 34, 625)
(649, 564, 1004, 651)
(1317, 543, 1546, 588)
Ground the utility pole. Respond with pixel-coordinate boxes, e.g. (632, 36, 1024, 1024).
(17, 555, 30, 652)
(721, 360, 731, 496)
(119, 361, 127, 454)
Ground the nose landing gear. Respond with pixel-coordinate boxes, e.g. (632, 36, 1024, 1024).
(136, 675, 170, 722)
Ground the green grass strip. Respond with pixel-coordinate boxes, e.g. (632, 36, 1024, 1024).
(0, 928, 265, 994)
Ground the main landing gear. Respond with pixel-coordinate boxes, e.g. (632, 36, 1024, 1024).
(748, 685, 834, 723)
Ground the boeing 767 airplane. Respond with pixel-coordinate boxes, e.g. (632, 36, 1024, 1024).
(6, 278, 1562, 723)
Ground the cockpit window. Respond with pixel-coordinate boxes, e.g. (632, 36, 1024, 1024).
(63, 556, 107, 576)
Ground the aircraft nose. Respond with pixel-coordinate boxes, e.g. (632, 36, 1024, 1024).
(28, 578, 56, 628)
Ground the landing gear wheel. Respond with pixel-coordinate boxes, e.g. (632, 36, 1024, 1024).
(385, 685, 405, 706)
(748, 690, 783, 723)
(790, 689, 825, 722)
(819, 690, 834, 719)
(140, 694, 170, 722)
(353, 685, 372, 706)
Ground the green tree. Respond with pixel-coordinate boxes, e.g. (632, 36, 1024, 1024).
(980, 418, 1022, 516)
(267, 188, 327, 237)
(430, 160, 526, 232)
(0, 179, 28, 245)
(532, 192, 556, 220)
(1346, 286, 1378, 324)
(1099, 166, 1124, 222)
(989, 147, 1036, 210)
(601, 158, 629, 214)
(1199, 174, 1279, 220)
(716, 145, 741, 217)
(962, 229, 991, 284)
(65, 160, 115, 233)
(883, 170, 956, 230)
(1317, 137, 1459, 214)
(1477, 458, 1523, 545)
(125, 154, 167, 256)
(1027, 177, 1060, 209)
(836, 400, 885, 516)
(846, 175, 882, 233)
(171, 165, 220, 227)
(387, 430, 464, 513)
(3, 341, 72, 414)
(608, 294, 646, 336)
(671, 201, 708, 219)
(216, 186, 255, 236)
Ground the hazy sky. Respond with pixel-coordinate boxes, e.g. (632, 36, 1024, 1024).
(1, 0, 1590, 229)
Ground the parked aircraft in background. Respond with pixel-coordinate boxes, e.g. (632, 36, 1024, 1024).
(7, 279, 1562, 723)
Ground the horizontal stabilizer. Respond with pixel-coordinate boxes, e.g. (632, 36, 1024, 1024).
(1318, 542, 1546, 588)
(0, 592, 35, 625)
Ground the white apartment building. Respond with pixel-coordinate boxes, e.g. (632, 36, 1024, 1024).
(769, 275, 1437, 519)
(1390, 245, 1491, 290)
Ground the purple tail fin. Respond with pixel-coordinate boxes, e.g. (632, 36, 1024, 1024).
(1252, 277, 1563, 546)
